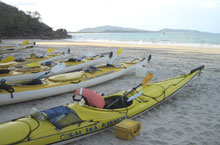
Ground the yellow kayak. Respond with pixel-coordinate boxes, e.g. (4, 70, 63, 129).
(0, 52, 66, 69)
(0, 65, 204, 145)
(0, 52, 112, 82)
(0, 58, 147, 106)
(0, 41, 35, 54)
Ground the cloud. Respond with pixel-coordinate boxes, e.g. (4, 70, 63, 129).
(200, 0, 219, 9)
(2, 0, 36, 6)
(2, 0, 220, 32)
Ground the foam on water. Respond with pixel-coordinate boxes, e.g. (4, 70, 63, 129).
(67, 32, 220, 48)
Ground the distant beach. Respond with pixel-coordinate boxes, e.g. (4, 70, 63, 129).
(68, 32, 220, 47)
(36, 40, 220, 54)
(0, 39, 220, 145)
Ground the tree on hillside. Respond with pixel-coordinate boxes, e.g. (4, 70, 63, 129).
(0, 1, 71, 39)
(26, 11, 42, 22)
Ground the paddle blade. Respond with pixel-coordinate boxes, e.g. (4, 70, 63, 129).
(22, 40, 29, 45)
(148, 54, 152, 62)
(33, 62, 66, 80)
(117, 48, 123, 56)
(47, 48, 54, 53)
(25, 62, 40, 67)
(142, 73, 153, 87)
(1, 56, 15, 63)
(50, 62, 66, 73)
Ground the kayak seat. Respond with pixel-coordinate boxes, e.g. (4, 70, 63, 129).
(48, 72, 83, 82)
(68, 58, 81, 62)
(22, 79, 43, 85)
(0, 121, 30, 145)
(41, 61, 56, 66)
(104, 95, 131, 109)
(0, 69, 10, 74)
(83, 66, 100, 73)
(73, 88, 105, 109)
(15, 57, 26, 62)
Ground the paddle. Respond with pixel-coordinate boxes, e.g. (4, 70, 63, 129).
(0, 56, 15, 63)
(47, 48, 54, 54)
(148, 54, 152, 62)
(107, 48, 123, 64)
(105, 73, 153, 109)
(127, 91, 144, 102)
(22, 40, 29, 45)
(127, 73, 153, 102)
(33, 62, 66, 80)
(117, 47, 123, 55)
(30, 48, 54, 59)
(73, 51, 97, 61)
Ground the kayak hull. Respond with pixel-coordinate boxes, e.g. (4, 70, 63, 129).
(0, 42, 36, 54)
(0, 66, 204, 145)
(0, 59, 147, 106)
(0, 55, 110, 82)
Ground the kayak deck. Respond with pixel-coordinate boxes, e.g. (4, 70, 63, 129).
(0, 66, 203, 145)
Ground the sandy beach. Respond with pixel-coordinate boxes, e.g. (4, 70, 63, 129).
(1, 39, 220, 145)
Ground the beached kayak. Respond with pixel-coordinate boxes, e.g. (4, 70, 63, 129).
(0, 52, 70, 69)
(0, 65, 204, 145)
(0, 52, 112, 82)
(0, 58, 148, 106)
(0, 41, 36, 54)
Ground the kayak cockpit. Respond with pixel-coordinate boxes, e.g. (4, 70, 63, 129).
(21, 79, 46, 85)
(104, 95, 133, 109)
(73, 88, 133, 110)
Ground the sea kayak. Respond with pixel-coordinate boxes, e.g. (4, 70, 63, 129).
(0, 65, 204, 145)
(0, 57, 148, 106)
(0, 41, 36, 54)
(0, 52, 71, 69)
(0, 52, 112, 82)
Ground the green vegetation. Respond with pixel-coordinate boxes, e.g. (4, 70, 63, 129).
(0, 2, 71, 39)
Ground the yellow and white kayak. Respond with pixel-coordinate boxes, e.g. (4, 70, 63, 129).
(0, 58, 148, 106)
(0, 41, 35, 54)
(0, 52, 112, 82)
(0, 52, 69, 69)
(0, 65, 204, 145)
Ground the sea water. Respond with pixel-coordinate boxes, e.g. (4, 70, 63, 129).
(68, 32, 220, 47)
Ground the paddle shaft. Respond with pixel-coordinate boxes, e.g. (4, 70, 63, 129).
(123, 83, 142, 98)
(34, 71, 49, 80)
(105, 83, 142, 109)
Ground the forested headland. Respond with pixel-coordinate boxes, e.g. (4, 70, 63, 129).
(0, 2, 71, 39)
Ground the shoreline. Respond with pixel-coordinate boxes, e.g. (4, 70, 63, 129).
(37, 41, 220, 54)
(2, 39, 220, 54)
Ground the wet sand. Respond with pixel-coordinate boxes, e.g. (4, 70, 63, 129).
(1, 39, 220, 145)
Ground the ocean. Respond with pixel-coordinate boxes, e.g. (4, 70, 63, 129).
(68, 32, 220, 47)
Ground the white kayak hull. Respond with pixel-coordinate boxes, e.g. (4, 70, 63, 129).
(0, 55, 110, 82)
(0, 42, 36, 54)
(0, 59, 147, 106)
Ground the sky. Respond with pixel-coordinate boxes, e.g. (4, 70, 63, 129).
(2, 0, 220, 33)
